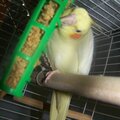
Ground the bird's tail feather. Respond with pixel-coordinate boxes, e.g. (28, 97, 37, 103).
(50, 91, 72, 120)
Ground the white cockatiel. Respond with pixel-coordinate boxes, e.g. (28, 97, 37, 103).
(46, 7, 94, 120)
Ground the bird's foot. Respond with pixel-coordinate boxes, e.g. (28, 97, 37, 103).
(45, 70, 60, 83)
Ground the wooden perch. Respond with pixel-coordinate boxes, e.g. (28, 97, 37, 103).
(14, 96, 43, 109)
(40, 73, 120, 106)
(0, 90, 6, 99)
(14, 96, 91, 120)
(68, 110, 91, 120)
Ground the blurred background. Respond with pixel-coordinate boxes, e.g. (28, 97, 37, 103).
(0, 0, 120, 119)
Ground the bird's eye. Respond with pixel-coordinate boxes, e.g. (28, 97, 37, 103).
(76, 30, 81, 33)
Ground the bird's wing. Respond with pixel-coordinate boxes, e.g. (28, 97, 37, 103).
(77, 29, 94, 75)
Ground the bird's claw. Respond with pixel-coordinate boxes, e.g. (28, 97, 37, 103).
(45, 70, 60, 83)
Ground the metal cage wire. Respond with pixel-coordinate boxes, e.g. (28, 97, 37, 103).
(0, 0, 120, 120)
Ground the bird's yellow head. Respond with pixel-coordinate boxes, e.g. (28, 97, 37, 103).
(60, 7, 94, 40)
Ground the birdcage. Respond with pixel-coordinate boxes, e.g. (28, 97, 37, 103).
(0, 0, 120, 120)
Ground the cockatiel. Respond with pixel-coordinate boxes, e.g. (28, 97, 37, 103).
(46, 7, 94, 120)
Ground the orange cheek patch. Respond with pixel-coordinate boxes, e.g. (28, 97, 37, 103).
(70, 33, 81, 39)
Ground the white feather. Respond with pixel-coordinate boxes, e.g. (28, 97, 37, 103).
(47, 28, 94, 75)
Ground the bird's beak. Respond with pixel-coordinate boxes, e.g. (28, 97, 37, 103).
(70, 33, 81, 39)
